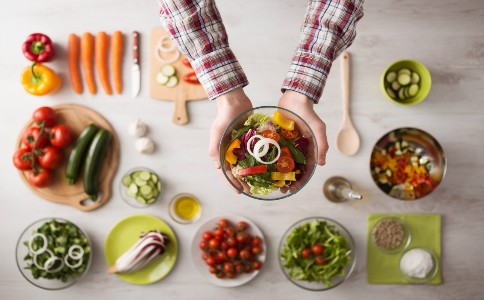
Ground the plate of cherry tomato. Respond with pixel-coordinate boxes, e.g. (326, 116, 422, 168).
(191, 216, 266, 287)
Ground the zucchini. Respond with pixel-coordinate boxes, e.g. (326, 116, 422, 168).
(386, 87, 396, 99)
(411, 72, 420, 83)
(408, 83, 419, 96)
(161, 65, 176, 76)
(165, 76, 179, 88)
(66, 124, 99, 185)
(386, 71, 397, 83)
(397, 73, 411, 85)
(156, 72, 169, 85)
(83, 129, 111, 201)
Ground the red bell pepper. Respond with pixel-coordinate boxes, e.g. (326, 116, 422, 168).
(238, 165, 267, 177)
(22, 33, 55, 62)
(182, 58, 193, 69)
(183, 72, 200, 85)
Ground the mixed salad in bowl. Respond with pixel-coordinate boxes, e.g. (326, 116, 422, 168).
(221, 107, 316, 199)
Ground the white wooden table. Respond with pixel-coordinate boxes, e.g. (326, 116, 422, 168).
(1, 0, 483, 299)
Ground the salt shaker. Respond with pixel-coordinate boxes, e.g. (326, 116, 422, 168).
(323, 176, 362, 203)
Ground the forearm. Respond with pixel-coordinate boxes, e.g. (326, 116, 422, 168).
(282, 0, 364, 103)
(158, 0, 248, 99)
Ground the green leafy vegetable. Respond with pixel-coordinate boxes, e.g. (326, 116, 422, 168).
(280, 220, 351, 287)
(244, 113, 271, 127)
(279, 136, 306, 164)
(231, 125, 251, 140)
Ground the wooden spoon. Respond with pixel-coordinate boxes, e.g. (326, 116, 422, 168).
(336, 51, 360, 156)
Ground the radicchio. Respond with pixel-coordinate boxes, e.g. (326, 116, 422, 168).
(294, 137, 309, 156)
(295, 163, 306, 181)
(235, 129, 256, 160)
(258, 120, 276, 132)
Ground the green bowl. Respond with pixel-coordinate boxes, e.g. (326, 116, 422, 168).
(380, 59, 431, 105)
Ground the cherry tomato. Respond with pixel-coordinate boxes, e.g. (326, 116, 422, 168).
(223, 262, 234, 273)
(201, 251, 210, 261)
(208, 238, 220, 249)
(252, 260, 262, 270)
(38, 146, 63, 169)
(301, 248, 311, 259)
(261, 130, 280, 141)
(22, 127, 49, 149)
(311, 244, 324, 255)
(220, 241, 229, 250)
(224, 227, 235, 237)
(236, 232, 248, 244)
(235, 264, 244, 274)
(226, 236, 237, 247)
(214, 228, 224, 240)
(281, 127, 299, 140)
(217, 251, 227, 262)
(182, 58, 193, 69)
(203, 231, 214, 240)
(49, 124, 73, 149)
(239, 249, 251, 260)
(252, 246, 263, 255)
(28, 169, 54, 187)
(243, 264, 253, 273)
(209, 267, 217, 274)
(218, 218, 230, 228)
(315, 256, 326, 266)
(252, 236, 262, 247)
(226, 272, 235, 279)
(226, 248, 238, 258)
(32, 107, 57, 127)
(280, 146, 292, 157)
(276, 156, 295, 173)
(199, 240, 208, 250)
(215, 272, 225, 279)
(205, 256, 216, 266)
(236, 221, 249, 232)
(13, 148, 34, 170)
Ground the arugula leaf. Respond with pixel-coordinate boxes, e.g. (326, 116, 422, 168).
(231, 125, 251, 140)
(279, 136, 306, 164)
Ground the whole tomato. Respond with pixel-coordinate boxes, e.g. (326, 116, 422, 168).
(22, 127, 49, 149)
(28, 168, 54, 187)
(49, 124, 73, 148)
(13, 148, 34, 170)
(236, 221, 249, 232)
(38, 146, 63, 169)
(32, 107, 57, 127)
(239, 249, 251, 260)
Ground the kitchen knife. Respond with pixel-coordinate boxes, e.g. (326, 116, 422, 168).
(131, 31, 140, 98)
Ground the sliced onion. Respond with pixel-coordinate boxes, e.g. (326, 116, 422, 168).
(64, 255, 83, 269)
(253, 139, 270, 157)
(157, 37, 176, 52)
(32, 249, 54, 270)
(28, 233, 48, 255)
(252, 138, 281, 164)
(246, 135, 265, 157)
(67, 245, 84, 260)
(44, 255, 64, 273)
(154, 47, 180, 64)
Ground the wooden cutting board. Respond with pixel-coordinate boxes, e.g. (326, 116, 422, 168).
(149, 27, 207, 125)
(16, 104, 120, 211)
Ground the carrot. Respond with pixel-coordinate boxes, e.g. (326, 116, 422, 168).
(95, 32, 112, 95)
(111, 31, 123, 94)
(67, 34, 83, 94)
(81, 32, 96, 95)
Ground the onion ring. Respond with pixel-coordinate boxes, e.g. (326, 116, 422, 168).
(154, 47, 180, 64)
(252, 138, 281, 164)
(32, 249, 54, 270)
(67, 245, 84, 260)
(246, 135, 265, 157)
(64, 255, 83, 269)
(44, 255, 64, 273)
(28, 233, 48, 255)
(157, 36, 176, 52)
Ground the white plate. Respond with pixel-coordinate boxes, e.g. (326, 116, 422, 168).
(191, 215, 266, 287)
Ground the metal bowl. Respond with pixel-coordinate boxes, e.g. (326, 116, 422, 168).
(370, 127, 446, 200)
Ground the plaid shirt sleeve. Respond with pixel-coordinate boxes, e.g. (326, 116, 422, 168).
(282, 0, 364, 103)
(158, 0, 248, 100)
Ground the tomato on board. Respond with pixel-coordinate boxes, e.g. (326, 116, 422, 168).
(13, 148, 34, 170)
(49, 124, 73, 149)
(281, 127, 299, 140)
(28, 168, 54, 187)
(38, 146, 63, 169)
(261, 130, 280, 142)
(22, 127, 49, 149)
(276, 156, 295, 173)
(32, 107, 57, 127)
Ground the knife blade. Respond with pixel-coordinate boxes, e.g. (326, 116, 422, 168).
(131, 31, 140, 98)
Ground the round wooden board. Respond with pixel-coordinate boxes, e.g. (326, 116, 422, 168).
(16, 104, 120, 211)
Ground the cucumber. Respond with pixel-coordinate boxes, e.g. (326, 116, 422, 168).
(165, 76, 179, 88)
(408, 84, 419, 97)
(123, 169, 162, 205)
(398, 88, 406, 100)
(397, 73, 411, 85)
(66, 124, 99, 185)
(398, 68, 411, 76)
(386, 71, 397, 83)
(161, 65, 176, 76)
(386, 87, 396, 99)
(411, 72, 420, 83)
(156, 72, 169, 85)
(83, 129, 111, 201)
(391, 81, 401, 91)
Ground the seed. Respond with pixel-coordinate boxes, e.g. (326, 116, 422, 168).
(372, 219, 405, 250)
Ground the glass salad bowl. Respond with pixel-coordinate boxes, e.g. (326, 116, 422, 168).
(219, 106, 318, 200)
(16, 218, 92, 290)
(278, 217, 356, 291)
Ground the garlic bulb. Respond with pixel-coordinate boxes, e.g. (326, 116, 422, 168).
(129, 119, 148, 138)
(135, 137, 156, 154)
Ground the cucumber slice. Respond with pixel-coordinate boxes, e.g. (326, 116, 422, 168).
(161, 65, 176, 77)
(140, 185, 152, 196)
(151, 174, 158, 183)
(408, 84, 419, 97)
(398, 68, 411, 76)
(128, 183, 138, 194)
(165, 76, 179, 88)
(386, 71, 397, 83)
(136, 196, 147, 204)
(404, 87, 410, 98)
(386, 87, 396, 99)
(391, 81, 401, 91)
(139, 171, 151, 181)
(146, 198, 156, 204)
(125, 170, 162, 204)
(397, 73, 411, 86)
(398, 88, 406, 100)
(157, 181, 162, 193)
(156, 72, 169, 85)
(127, 189, 137, 197)
(411, 72, 420, 84)
(134, 177, 147, 186)
(122, 175, 133, 187)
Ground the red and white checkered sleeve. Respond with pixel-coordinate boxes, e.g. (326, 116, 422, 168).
(159, 0, 248, 100)
(282, 0, 364, 103)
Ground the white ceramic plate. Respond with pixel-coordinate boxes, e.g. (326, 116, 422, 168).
(191, 215, 266, 287)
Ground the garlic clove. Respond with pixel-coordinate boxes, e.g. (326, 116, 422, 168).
(135, 137, 156, 154)
(129, 119, 148, 138)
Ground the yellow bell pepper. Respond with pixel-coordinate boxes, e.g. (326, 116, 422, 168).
(273, 111, 295, 131)
(21, 63, 61, 96)
(225, 139, 241, 164)
(271, 172, 296, 181)
(274, 180, 286, 187)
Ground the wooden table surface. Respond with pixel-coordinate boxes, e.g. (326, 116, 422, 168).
(1, 0, 483, 299)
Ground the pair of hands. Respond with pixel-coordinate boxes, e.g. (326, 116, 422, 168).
(208, 88, 329, 192)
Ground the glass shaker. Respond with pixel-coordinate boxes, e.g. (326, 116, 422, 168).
(323, 176, 362, 203)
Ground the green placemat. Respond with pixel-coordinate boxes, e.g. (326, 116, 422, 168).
(367, 213, 442, 284)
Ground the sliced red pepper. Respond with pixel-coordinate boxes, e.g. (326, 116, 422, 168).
(22, 33, 55, 62)
(238, 165, 267, 177)
(183, 72, 200, 85)
(182, 58, 193, 69)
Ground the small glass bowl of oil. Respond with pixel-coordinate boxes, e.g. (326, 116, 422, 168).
(168, 193, 202, 224)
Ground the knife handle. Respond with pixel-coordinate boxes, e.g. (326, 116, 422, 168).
(133, 31, 139, 65)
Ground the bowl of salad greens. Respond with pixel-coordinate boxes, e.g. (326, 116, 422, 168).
(16, 218, 92, 290)
(278, 217, 356, 291)
(219, 106, 317, 200)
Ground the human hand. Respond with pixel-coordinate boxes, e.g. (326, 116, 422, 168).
(277, 90, 329, 166)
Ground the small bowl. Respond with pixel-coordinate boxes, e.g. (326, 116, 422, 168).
(381, 59, 431, 105)
(219, 106, 318, 201)
(371, 217, 411, 254)
(120, 167, 163, 208)
(16, 218, 92, 290)
(370, 127, 446, 200)
(399, 247, 439, 283)
(168, 193, 202, 224)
